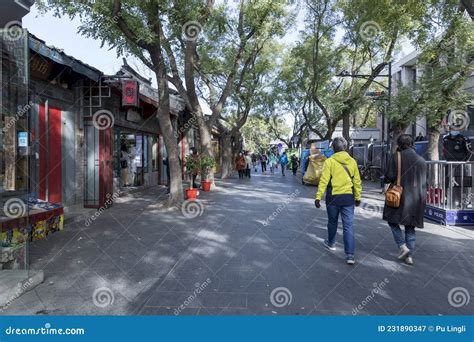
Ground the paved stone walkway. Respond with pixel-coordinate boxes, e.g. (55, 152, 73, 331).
(2, 167, 473, 315)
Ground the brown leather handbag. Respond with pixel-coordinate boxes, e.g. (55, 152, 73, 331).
(385, 152, 403, 208)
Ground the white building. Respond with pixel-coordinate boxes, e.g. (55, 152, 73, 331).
(378, 45, 474, 141)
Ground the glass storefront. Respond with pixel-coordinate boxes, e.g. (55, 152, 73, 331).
(1, 28, 30, 277)
(113, 128, 159, 188)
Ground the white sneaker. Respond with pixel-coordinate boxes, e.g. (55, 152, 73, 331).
(397, 244, 410, 260)
(405, 256, 414, 265)
(323, 240, 336, 251)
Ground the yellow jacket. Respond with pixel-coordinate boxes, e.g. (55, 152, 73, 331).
(315, 151, 362, 201)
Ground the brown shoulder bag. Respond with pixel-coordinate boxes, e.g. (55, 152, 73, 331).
(385, 152, 403, 208)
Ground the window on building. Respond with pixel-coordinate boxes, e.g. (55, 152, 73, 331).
(151, 136, 159, 171)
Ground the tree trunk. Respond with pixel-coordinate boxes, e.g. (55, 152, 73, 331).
(426, 126, 440, 161)
(221, 134, 233, 179)
(153, 62, 183, 205)
(342, 113, 350, 142)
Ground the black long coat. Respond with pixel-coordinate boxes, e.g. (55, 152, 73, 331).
(383, 148, 427, 228)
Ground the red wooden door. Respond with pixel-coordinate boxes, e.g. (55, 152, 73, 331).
(38, 104, 62, 204)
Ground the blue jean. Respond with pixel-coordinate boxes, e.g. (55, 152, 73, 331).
(326, 204, 355, 256)
(389, 223, 416, 256)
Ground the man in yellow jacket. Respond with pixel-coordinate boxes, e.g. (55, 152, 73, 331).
(315, 137, 362, 265)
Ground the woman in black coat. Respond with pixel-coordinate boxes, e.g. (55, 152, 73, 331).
(383, 134, 427, 265)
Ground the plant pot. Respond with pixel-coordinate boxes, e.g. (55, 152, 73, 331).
(185, 188, 198, 200)
(201, 180, 211, 192)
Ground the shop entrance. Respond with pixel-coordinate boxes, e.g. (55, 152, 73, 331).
(84, 119, 114, 208)
(118, 132, 144, 187)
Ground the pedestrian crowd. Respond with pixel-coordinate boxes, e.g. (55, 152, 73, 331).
(235, 134, 427, 266)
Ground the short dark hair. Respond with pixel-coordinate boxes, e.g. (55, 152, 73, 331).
(397, 134, 414, 150)
(331, 137, 348, 152)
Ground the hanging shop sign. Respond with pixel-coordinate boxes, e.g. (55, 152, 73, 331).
(30, 54, 53, 80)
(122, 80, 139, 107)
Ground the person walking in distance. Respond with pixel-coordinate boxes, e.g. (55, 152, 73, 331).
(235, 152, 246, 179)
(290, 153, 299, 176)
(315, 137, 362, 265)
(244, 151, 252, 178)
(279, 152, 289, 176)
(268, 152, 277, 174)
(260, 153, 268, 174)
(252, 153, 258, 172)
(383, 134, 427, 266)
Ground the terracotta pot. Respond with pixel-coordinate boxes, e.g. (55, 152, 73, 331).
(185, 188, 198, 200)
(201, 180, 211, 192)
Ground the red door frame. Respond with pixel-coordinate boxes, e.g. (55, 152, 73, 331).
(38, 103, 62, 204)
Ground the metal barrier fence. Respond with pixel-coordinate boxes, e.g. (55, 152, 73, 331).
(426, 161, 474, 211)
(352, 146, 368, 166)
(371, 144, 389, 168)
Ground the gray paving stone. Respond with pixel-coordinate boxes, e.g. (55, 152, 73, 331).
(2, 173, 472, 315)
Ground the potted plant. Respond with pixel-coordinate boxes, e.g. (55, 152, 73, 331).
(200, 156, 216, 192)
(184, 154, 200, 200)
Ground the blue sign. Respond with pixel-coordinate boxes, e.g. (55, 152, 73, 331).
(425, 205, 474, 226)
(0, 316, 472, 342)
(18, 132, 28, 147)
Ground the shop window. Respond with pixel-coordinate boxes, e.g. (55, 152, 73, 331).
(151, 136, 159, 171)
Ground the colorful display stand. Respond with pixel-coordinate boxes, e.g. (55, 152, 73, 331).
(0, 198, 64, 246)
